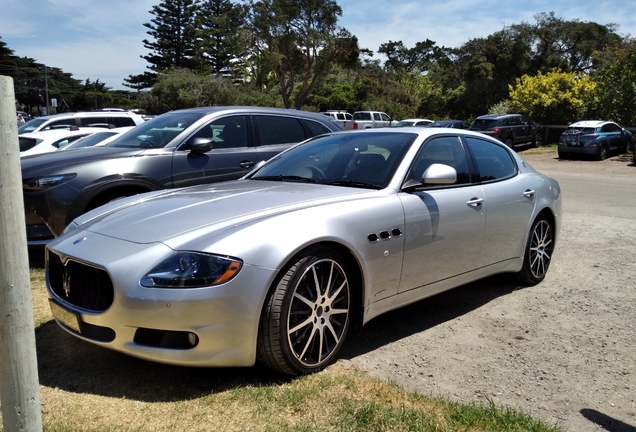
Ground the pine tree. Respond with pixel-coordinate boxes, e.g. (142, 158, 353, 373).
(196, 0, 248, 76)
(124, 0, 201, 89)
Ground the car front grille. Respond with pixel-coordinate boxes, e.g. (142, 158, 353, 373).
(47, 250, 114, 312)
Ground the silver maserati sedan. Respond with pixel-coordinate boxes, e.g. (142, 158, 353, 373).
(45, 128, 562, 376)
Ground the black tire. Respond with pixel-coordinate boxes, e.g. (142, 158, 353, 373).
(620, 139, 628, 154)
(504, 137, 514, 148)
(518, 216, 554, 285)
(532, 133, 543, 148)
(596, 145, 607, 161)
(257, 246, 352, 376)
(558, 151, 568, 159)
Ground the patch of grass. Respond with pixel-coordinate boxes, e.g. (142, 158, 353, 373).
(0, 271, 564, 432)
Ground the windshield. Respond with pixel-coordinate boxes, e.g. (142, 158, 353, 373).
(60, 131, 117, 150)
(105, 112, 206, 148)
(251, 132, 416, 189)
(429, 121, 451, 127)
(470, 119, 497, 130)
(18, 118, 47, 134)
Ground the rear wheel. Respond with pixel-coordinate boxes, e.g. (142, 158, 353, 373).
(532, 133, 543, 148)
(596, 145, 607, 161)
(504, 137, 514, 148)
(518, 216, 553, 285)
(558, 152, 569, 159)
(257, 246, 352, 376)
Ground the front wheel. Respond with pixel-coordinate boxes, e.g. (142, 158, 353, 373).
(258, 246, 352, 376)
(532, 133, 543, 148)
(518, 216, 554, 285)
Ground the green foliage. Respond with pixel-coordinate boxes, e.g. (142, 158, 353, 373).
(488, 99, 516, 115)
(590, 39, 636, 125)
(136, 68, 278, 113)
(508, 69, 597, 124)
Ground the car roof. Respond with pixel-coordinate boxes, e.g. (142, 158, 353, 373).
(567, 120, 613, 128)
(475, 114, 522, 119)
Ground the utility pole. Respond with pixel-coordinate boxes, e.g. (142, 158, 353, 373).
(44, 65, 49, 115)
(0, 76, 43, 431)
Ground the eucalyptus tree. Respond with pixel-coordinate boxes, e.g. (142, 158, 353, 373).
(246, 0, 360, 109)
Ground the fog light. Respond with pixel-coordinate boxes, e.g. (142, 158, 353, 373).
(188, 332, 198, 346)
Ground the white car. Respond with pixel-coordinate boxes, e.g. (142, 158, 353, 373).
(19, 128, 109, 157)
(395, 118, 434, 127)
(18, 111, 145, 134)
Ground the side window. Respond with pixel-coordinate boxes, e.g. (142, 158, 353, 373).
(336, 113, 345, 121)
(345, 113, 353, 121)
(380, 113, 391, 122)
(304, 120, 331, 136)
(407, 136, 471, 185)
(518, 116, 529, 125)
(112, 117, 136, 127)
(254, 115, 305, 145)
(193, 115, 248, 149)
(79, 117, 109, 127)
(465, 136, 515, 182)
(43, 118, 76, 130)
(605, 123, 620, 132)
(373, 113, 382, 121)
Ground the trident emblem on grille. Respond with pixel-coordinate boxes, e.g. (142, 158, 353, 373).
(62, 267, 72, 298)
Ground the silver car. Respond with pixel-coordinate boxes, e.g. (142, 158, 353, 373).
(45, 128, 562, 376)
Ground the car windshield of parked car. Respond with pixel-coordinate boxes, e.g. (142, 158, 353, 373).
(251, 132, 416, 189)
(395, 121, 415, 127)
(60, 131, 118, 150)
(105, 112, 206, 148)
(18, 118, 47, 134)
(428, 121, 452, 127)
(471, 119, 497, 129)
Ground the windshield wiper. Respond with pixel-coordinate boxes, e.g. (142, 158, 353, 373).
(253, 175, 318, 183)
(327, 180, 381, 189)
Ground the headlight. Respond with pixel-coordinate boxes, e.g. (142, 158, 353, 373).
(23, 173, 76, 190)
(140, 252, 242, 288)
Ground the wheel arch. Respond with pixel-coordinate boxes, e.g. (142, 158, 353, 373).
(67, 179, 163, 225)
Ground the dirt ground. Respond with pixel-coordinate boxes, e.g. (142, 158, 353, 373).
(341, 149, 636, 432)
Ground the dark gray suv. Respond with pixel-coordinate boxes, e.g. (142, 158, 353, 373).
(469, 114, 543, 148)
(22, 106, 341, 246)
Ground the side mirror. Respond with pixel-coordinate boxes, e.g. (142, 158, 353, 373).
(188, 137, 213, 154)
(423, 163, 457, 185)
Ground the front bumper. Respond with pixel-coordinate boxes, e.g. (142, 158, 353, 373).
(46, 231, 277, 367)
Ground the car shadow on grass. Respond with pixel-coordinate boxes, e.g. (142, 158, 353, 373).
(34, 273, 525, 402)
(341, 273, 523, 359)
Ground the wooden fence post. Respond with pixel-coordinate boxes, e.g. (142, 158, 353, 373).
(0, 76, 43, 431)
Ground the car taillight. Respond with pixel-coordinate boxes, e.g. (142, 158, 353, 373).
(353, 122, 359, 130)
(582, 134, 598, 139)
(484, 128, 500, 135)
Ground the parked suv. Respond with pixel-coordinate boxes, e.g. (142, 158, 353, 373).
(18, 111, 146, 134)
(22, 106, 341, 246)
(320, 110, 354, 130)
(558, 120, 633, 160)
(352, 111, 397, 129)
(469, 114, 543, 148)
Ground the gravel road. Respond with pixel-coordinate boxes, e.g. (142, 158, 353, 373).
(341, 150, 636, 432)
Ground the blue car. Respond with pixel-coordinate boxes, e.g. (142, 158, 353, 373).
(558, 120, 633, 160)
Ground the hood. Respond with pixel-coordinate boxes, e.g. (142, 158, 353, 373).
(74, 180, 371, 243)
(21, 146, 146, 176)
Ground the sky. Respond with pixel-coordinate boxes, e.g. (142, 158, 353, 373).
(1, 0, 634, 91)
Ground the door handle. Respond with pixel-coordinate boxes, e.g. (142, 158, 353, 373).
(467, 197, 484, 207)
(523, 189, 535, 198)
(239, 161, 255, 169)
